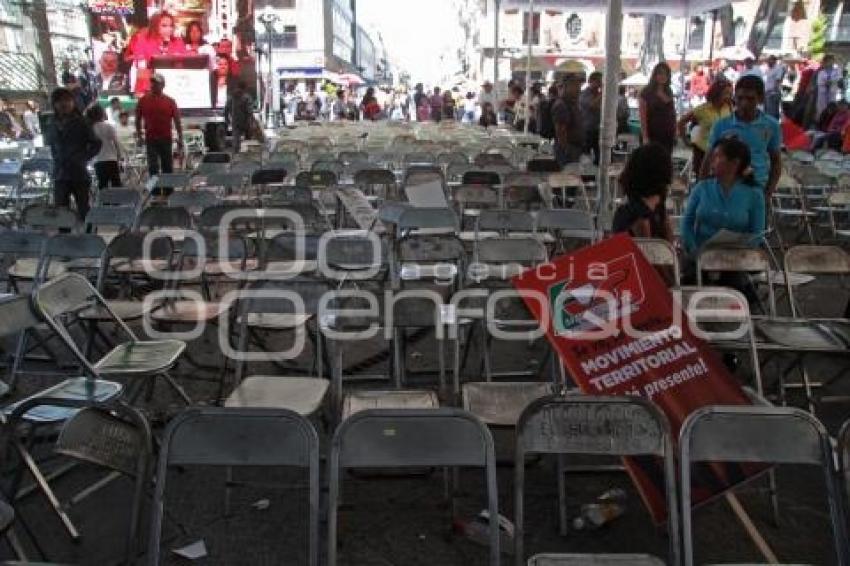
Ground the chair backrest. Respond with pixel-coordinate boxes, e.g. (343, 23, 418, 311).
(230, 160, 261, 175)
(201, 151, 231, 164)
(106, 231, 174, 263)
(197, 204, 260, 232)
(437, 152, 469, 167)
(479, 209, 534, 232)
(0, 294, 40, 338)
(396, 207, 459, 233)
(328, 408, 499, 565)
(311, 160, 344, 175)
(193, 162, 229, 176)
(397, 233, 465, 263)
(150, 173, 192, 190)
(85, 205, 137, 232)
(476, 237, 546, 265)
(295, 170, 337, 188)
(696, 246, 774, 314)
(785, 244, 850, 275)
(180, 231, 248, 261)
(251, 167, 287, 186)
(38, 233, 106, 279)
(474, 152, 512, 167)
(516, 395, 678, 565)
(454, 184, 500, 209)
(463, 170, 501, 186)
(403, 151, 437, 166)
(97, 188, 143, 208)
(526, 158, 561, 173)
(354, 168, 396, 186)
(323, 233, 387, 271)
(635, 238, 680, 287)
(268, 186, 313, 205)
(21, 205, 79, 232)
(680, 406, 847, 566)
(136, 206, 193, 230)
(0, 230, 47, 256)
(338, 150, 368, 165)
(167, 190, 221, 212)
(150, 407, 320, 566)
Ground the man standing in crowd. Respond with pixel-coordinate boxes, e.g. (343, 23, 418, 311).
(537, 84, 557, 140)
(580, 71, 603, 164)
(701, 75, 782, 195)
(225, 80, 254, 154)
(552, 75, 584, 166)
(815, 54, 842, 121)
(763, 55, 785, 118)
(45, 87, 101, 221)
(478, 80, 496, 120)
(135, 73, 183, 177)
(429, 86, 444, 122)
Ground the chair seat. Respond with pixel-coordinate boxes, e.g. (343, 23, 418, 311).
(150, 300, 230, 323)
(203, 258, 260, 275)
(240, 312, 313, 329)
(462, 382, 555, 426)
(751, 271, 815, 286)
(79, 299, 162, 321)
(3, 377, 122, 423)
(399, 263, 458, 280)
(756, 318, 850, 350)
(225, 376, 329, 415)
(8, 259, 66, 280)
(342, 390, 439, 420)
(261, 260, 318, 276)
(111, 258, 171, 274)
(94, 340, 185, 375)
(773, 209, 817, 218)
(469, 263, 529, 281)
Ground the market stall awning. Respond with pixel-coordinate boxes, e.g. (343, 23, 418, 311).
(503, 0, 729, 16)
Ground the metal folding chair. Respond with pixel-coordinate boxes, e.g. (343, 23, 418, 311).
(135, 206, 194, 242)
(680, 405, 848, 566)
(0, 231, 50, 291)
(96, 187, 144, 209)
(148, 407, 320, 566)
(84, 205, 137, 242)
(696, 246, 776, 316)
(33, 273, 189, 405)
(328, 408, 499, 566)
(225, 278, 330, 409)
(635, 237, 681, 287)
(167, 189, 221, 215)
(21, 205, 79, 234)
(535, 209, 597, 253)
(515, 395, 679, 566)
(147, 172, 192, 201)
(463, 170, 502, 186)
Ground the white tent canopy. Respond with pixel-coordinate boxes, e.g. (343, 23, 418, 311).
(503, 0, 729, 16)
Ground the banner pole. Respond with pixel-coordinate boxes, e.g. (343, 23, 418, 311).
(724, 493, 779, 564)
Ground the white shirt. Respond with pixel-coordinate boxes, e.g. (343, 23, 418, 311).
(817, 66, 842, 117)
(763, 64, 785, 93)
(92, 121, 123, 163)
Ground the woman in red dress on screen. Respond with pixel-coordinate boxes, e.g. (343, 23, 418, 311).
(126, 11, 186, 95)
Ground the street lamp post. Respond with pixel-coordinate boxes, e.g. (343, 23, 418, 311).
(258, 8, 280, 127)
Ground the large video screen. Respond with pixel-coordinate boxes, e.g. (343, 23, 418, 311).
(88, 0, 256, 109)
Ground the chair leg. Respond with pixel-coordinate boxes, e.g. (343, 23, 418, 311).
(481, 323, 493, 382)
(162, 373, 192, 405)
(437, 337, 446, 397)
(14, 440, 80, 540)
(557, 454, 568, 537)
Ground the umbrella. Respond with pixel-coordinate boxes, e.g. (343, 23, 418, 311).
(338, 73, 364, 87)
(620, 72, 649, 86)
(718, 45, 756, 61)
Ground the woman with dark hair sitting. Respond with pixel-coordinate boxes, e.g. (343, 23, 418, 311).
(681, 137, 766, 308)
(612, 142, 674, 241)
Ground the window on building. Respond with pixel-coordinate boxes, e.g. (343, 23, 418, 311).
(734, 17, 747, 45)
(765, 0, 788, 50)
(688, 17, 705, 51)
(566, 13, 582, 40)
(522, 11, 541, 45)
(280, 25, 297, 48)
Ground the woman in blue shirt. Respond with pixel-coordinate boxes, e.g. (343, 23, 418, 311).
(681, 137, 765, 254)
(681, 137, 766, 310)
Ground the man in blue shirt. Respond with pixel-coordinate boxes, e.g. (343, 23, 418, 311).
(700, 75, 782, 195)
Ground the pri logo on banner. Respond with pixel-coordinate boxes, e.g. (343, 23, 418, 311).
(550, 253, 645, 334)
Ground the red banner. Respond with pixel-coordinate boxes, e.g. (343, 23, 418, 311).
(512, 233, 755, 523)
